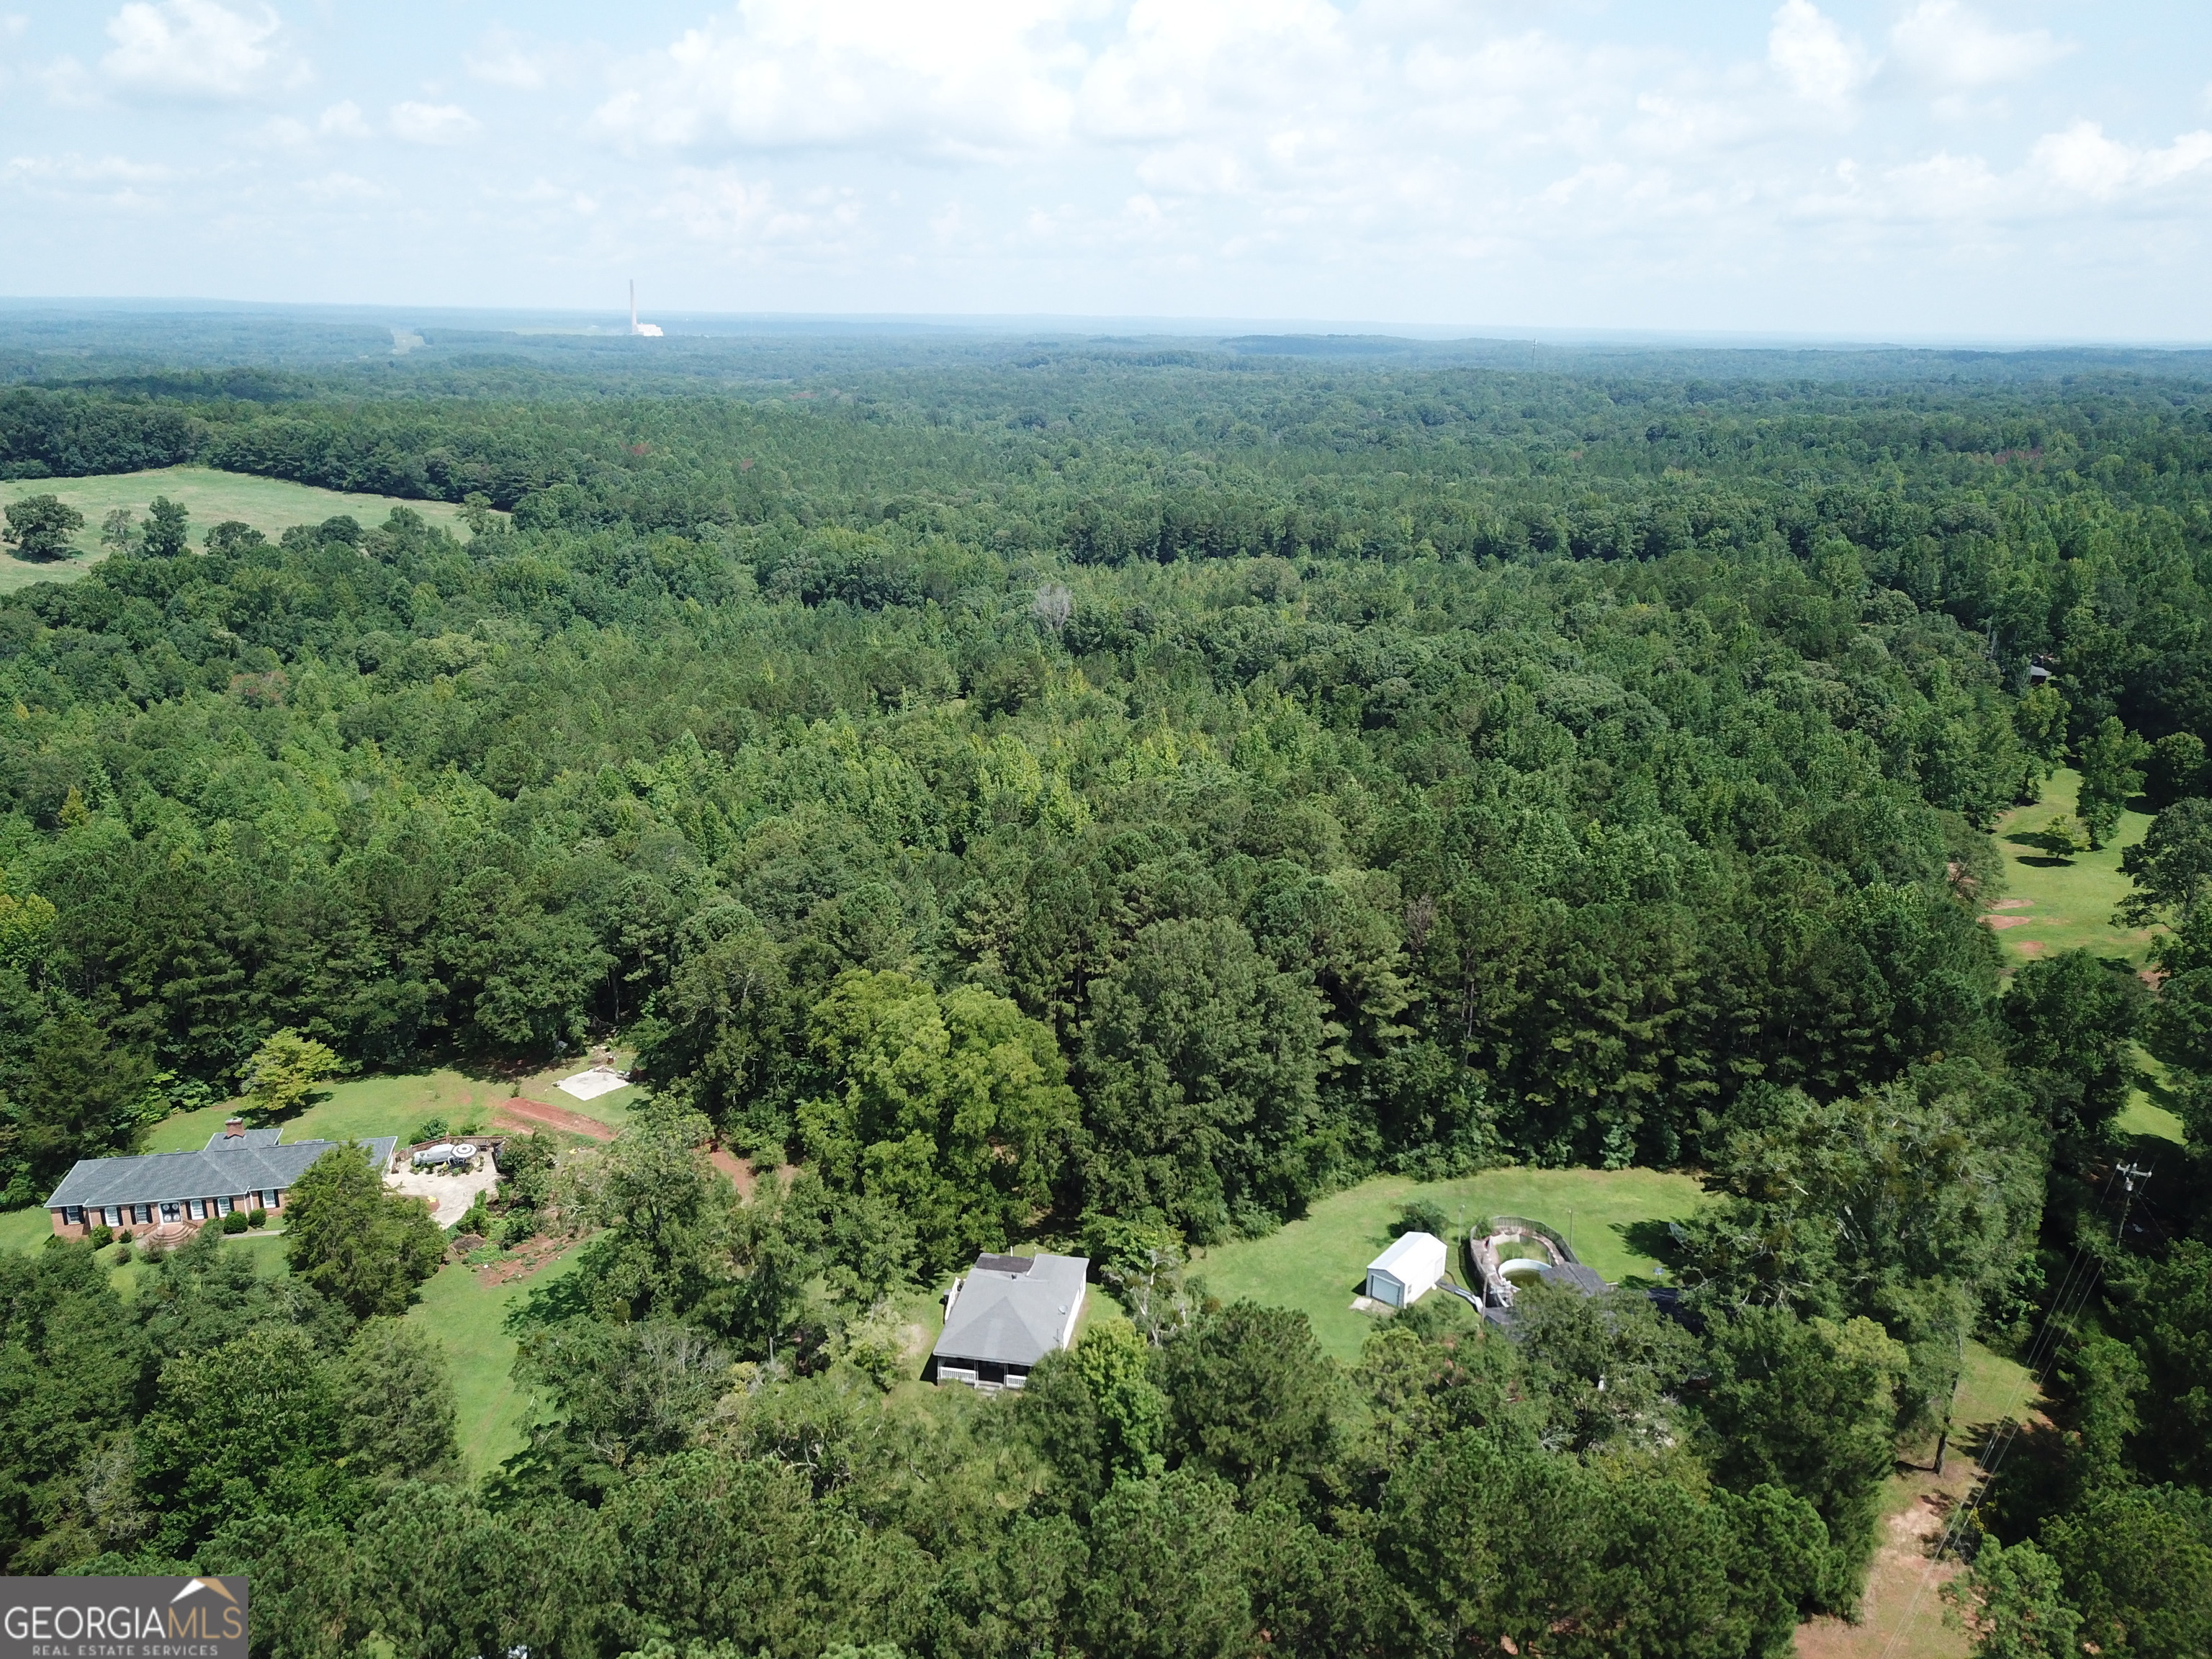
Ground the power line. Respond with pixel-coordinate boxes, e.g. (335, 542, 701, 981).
(1875, 1164, 2128, 1659)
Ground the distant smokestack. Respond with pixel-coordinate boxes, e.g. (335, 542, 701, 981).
(629, 279, 637, 333)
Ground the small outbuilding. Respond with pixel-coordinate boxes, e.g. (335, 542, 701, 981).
(1364, 1230, 1448, 1308)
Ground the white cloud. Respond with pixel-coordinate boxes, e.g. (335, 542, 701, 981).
(1767, 1, 1874, 112)
(40, 56, 101, 107)
(4, 150, 180, 210)
(2031, 120, 2212, 200)
(7, 151, 175, 184)
(300, 170, 392, 203)
(593, 0, 1082, 157)
(318, 100, 369, 138)
(466, 30, 567, 91)
(1890, 2, 2069, 92)
(390, 101, 479, 145)
(100, 1, 302, 99)
(652, 166, 866, 257)
(259, 100, 366, 149)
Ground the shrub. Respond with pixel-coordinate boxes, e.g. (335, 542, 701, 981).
(116, 1228, 133, 1244)
(113, 1242, 133, 1264)
(248, 1208, 267, 1229)
(410, 1116, 451, 1145)
(1390, 1199, 1451, 1240)
(452, 1196, 492, 1238)
(220, 1209, 251, 1234)
(141, 1238, 167, 1263)
(88, 1224, 113, 1249)
(494, 1210, 537, 1249)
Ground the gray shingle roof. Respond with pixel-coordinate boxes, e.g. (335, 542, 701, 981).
(206, 1127, 283, 1149)
(933, 1252, 1089, 1368)
(44, 1136, 399, 1211)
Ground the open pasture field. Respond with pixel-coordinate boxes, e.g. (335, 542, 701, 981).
(1192, 1165, 1704, 1362)
(0, 464, 482, 590)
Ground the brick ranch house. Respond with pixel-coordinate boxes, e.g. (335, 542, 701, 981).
(42, 1120, 400, 1242)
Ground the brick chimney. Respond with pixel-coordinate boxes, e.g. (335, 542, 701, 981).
(223, 1116, 246, 1139)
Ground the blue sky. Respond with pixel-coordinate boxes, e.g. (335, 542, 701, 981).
(2, 1, 2209, 339)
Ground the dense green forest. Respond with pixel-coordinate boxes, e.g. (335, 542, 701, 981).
(4, 325, 2212, 1657)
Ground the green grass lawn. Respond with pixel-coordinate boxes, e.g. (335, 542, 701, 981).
(407, 1244, 586, 1477)
(1192, 1166, 1705, 1362)
(0, 1205, 54, 1253)
(1987, 768, 2158, 968)
(1988, 769, 2185, 1146)
(0, 465, 487, 592)
(143, 1067, 530, 1155)
(509, 1056, 642, 1131)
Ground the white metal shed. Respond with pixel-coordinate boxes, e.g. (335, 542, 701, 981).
(1365, 1230, 1448, 1308)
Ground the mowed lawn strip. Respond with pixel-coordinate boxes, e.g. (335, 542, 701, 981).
(1192, 1166, 1704, 1363)
(407, 1244, 586, 1477)
(0, 464, 487, 591)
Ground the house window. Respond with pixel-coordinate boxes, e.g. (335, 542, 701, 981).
(162, 1202, 180, 1223)
(188, 1199, 204, 1220)
(63, 1206, 84, 1227)
(104, 1207, 120, 1227)
(269, 1190, 283, 1208)
(218, 1195, 233, 1214)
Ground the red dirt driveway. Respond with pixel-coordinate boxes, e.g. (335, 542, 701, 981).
(495, 1097, 619, 1141)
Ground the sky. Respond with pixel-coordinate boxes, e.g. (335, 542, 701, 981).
(1, 1, 2209, 341)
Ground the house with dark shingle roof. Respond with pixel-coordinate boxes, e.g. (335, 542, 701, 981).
(929, 1251, 1088, 1392)
(42, 1117, 398, 1241)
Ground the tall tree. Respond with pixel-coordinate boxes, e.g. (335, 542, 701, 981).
(139, 495, 189, 557)
(797, 969, 1076, 1273)
(2076, 718, 2149, 850)
(1, 495, 84, 561)
(283, 1144, 446, 1320)
(2000, 950, 2145, 1155)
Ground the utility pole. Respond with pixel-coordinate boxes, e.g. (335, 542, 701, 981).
(2115, 1161, 2154, 1244)
(1933, 1326, 1964, 1477)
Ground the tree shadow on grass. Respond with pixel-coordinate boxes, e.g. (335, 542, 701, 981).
(2003, 826, 2082, 866)
(1617, 1217, 1691, 1274)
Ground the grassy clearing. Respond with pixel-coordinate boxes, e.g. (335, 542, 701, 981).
(1192, 1166, 1704, 1362)
(407, 1244, 585, 1476)
(0, 465, 484, 592)
(1986, 768, 2158, 969)
(142, 1066, 553, 1156)
(1987, 769, 2186, 1146)
(508, 1056, 642, 1131)
(0, 1205, 53, 1252)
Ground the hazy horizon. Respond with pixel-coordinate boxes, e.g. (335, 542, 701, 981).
(2, 295, 2210, 356)
(3, 2, 2209, 341)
